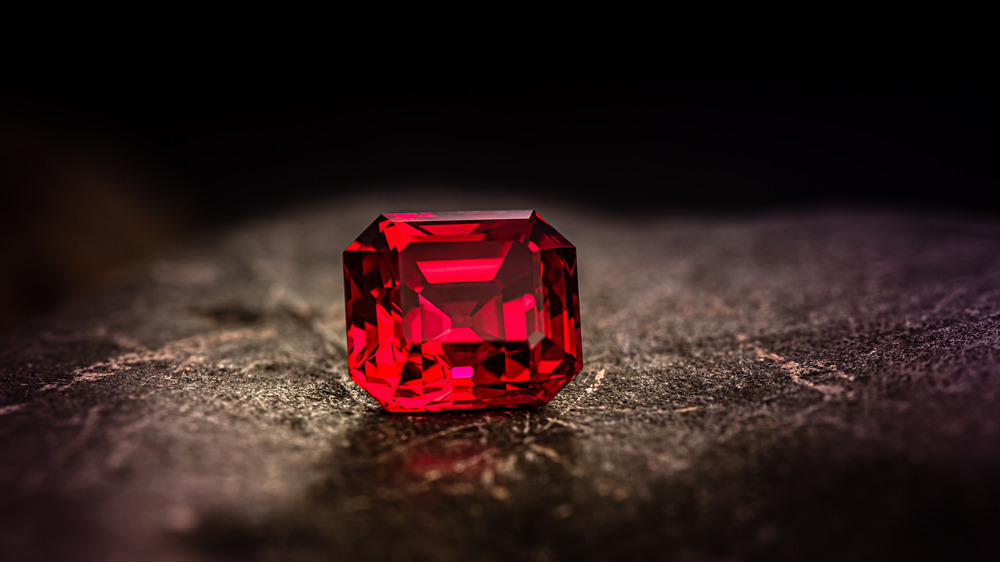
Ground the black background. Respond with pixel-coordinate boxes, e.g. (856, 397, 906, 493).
(2, 48, 997, 330)
(7, 65, 996, 214)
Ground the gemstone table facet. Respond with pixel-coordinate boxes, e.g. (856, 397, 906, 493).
(343, 210, 582, 412)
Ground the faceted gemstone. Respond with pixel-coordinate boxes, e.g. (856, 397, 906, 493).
(343, 210, 582, 412)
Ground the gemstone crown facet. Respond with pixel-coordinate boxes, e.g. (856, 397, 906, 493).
(343, 210, 582, 412)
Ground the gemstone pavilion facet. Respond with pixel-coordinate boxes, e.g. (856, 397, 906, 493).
(343, 210, 582, 412)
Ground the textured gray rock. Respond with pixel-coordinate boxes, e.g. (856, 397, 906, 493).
(2, 191, 999, 561)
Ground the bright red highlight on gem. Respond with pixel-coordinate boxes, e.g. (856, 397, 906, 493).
(343, 210, 582, 412)
(415, 257, 505, 283)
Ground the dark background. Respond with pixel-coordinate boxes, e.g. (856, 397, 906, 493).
(2, 56, 997, 332)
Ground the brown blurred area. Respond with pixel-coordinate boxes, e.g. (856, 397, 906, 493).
(0, 104, 186, 333)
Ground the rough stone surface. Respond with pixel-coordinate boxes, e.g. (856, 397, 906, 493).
(2, 192, 999, 561)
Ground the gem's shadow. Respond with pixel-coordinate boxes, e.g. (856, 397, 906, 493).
(182, 407, 581, 560)
(335, 407, 579, 501)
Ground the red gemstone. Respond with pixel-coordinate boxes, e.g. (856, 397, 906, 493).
(343, 210, 582, 412)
